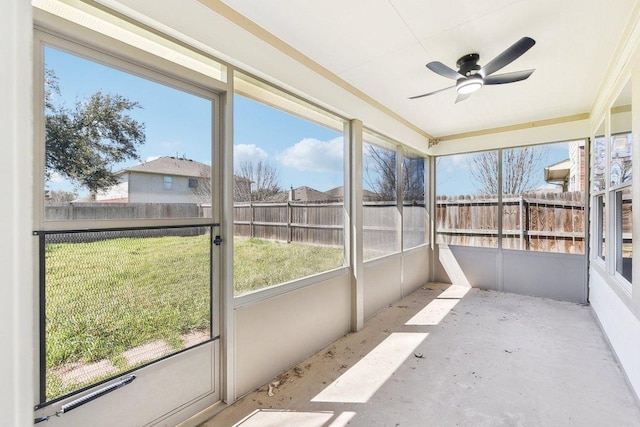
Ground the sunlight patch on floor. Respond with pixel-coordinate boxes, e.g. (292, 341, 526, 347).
(234, 410, 334, 427)
(404, 298, 460, 326)
(437, 284, 471, 299)
(329, 411, 356, 426)
(311, 332, 428, 403)
(405, 285, 470, 326)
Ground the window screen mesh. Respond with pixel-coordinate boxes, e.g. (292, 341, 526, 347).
(42, 226, 212, 402)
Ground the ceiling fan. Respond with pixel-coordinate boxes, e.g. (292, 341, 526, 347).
(409, 37, 536, 103)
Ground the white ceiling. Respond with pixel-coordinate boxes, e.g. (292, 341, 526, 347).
(220, 0, 636, 138)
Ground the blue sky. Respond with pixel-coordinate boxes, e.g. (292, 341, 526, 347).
(45, 46, 344, 196)
(436, 142, 574, 195)
(234, 95, 344, 192)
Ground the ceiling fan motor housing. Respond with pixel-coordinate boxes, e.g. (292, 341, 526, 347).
(456, 53, 481, 76)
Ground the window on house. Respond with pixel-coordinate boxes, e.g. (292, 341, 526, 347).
(609, 83, 632, 286)
(592, 135, 606, 192)
(592, 121, 607, 262)
(595, 194, 606, 260)
(615, 187, 632, 281)
(232, 72, 346, 296)
(436, 151, 499, 248)
(501, 141, 585, 254)
(611, 131, 633, 281)
(611, 133, 633, 186)
(164, 176, 173, 190)
(402, 150, 427, 250)
(188, 178, 199, 188)
(363, 135, 400, 260)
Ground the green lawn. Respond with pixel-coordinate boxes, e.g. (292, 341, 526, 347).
(45, 234, 343, 399)
(233, 237, 344, 295)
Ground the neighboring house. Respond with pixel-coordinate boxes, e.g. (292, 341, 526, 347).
(568, 139, 586, 192)
(325, 186, 380, 202)
(266, 185, 380, 203)
(97, 156, 211, 204)
(97, 156, 254, 204)
(543, 140, 586, 192)
(267, 185, 334, 202)
(543, 159, 571, 192)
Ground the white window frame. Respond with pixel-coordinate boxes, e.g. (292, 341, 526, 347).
(34, 27, 224, 231)
(32, 25, 225, 407)
(231, 71, 351, 303)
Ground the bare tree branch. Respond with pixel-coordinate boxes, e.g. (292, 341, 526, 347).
(470, 147, 548, 195)
(364, 144, 397, 201)
(364, 144, 425, 202)
(236, 160, 281, 201)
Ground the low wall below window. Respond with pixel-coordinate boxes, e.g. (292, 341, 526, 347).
(435, 244, 586, 303)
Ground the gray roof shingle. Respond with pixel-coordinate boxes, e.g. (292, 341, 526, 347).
(123, 157, 210, 178)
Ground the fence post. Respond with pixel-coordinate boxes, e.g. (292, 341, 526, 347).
(523, 197, 530, 250)
(571, 192, 576, 250)
(287, 201, 292, 243)
(519, 197, 524, 250)
(250, 201, 254, 238)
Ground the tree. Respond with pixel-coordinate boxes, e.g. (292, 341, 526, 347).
(364, 144, 396, 200)
(187, 160, 281, 203)
(403, 156, 425, 202)
(185, 162, 214, 204)
(611, 134, 632, 185)
(364, 144, 425, 202)
(234, 161, 281, 202)
(46, 190, 77, 203)
(45, 69, 146, 195)
(469, 147, 548, 195)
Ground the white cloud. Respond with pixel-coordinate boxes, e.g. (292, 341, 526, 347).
(277, 137, 343, 172)
(145, 156, 160, 163)
(234, 144, 268, 168)
(450, 153, 472, 169)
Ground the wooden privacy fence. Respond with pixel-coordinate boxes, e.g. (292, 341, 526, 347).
(45, 202, 207, 220)
(234, 202, 344, 246)
(45, 201, 426, 250)
(234, 201, 427, 250)
(436, 191, 585, 253)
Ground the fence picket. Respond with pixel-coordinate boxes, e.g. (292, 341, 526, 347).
(436, 191, 584, 253)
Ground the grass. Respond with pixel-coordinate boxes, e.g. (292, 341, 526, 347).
(233, 237, 344, 295)
(45, 234, 211, 399)
(45, 234, 344, 399)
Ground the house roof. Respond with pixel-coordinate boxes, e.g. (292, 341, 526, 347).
(544, 159, 571, 183)
(123, 157, 210, 178)
(325, 186, 379, 201)
(324, 187, 344, 199)
(267, 186, 335, 202)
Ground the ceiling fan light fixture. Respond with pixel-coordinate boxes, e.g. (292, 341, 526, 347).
(457, 77, 484, 95)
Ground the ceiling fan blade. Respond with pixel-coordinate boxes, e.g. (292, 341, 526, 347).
(408, 85, 456, 99)
(455, 92, 473, 103)
(426, 61, 465, 80)
(479, 37, 535, 77)
(484, 69, 535, 85)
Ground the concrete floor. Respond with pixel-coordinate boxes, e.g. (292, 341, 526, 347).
(203, 283, 640, 426)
